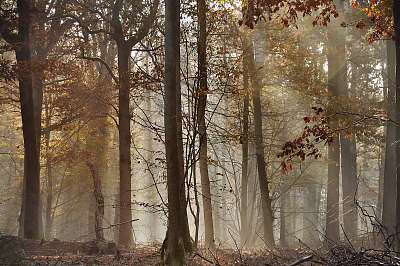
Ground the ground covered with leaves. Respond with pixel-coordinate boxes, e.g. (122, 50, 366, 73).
(2, 234, 399, 265)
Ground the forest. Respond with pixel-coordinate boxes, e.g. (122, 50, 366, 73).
(0, 0, 399, 265)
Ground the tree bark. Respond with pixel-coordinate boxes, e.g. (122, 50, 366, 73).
(377, 41, 388, 221)
(340, 2, 358, 240)
(43, 99, 53, 239)
(245, 27, 275, 247)
(383, 40, 396, 234)
(240, 76, 250, 248)
(117, 44, 133, 247)
(164, 0, 187, 263)
(393, 0, 400, 250)
(197, 0, 215, 249)
(15, 0, 41, 240)
(325, 0, 345, 244)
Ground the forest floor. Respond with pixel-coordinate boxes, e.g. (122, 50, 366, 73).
(1, 234, 396, 265)
(21, 247, 312, 266)
(1, 235, 314, 265)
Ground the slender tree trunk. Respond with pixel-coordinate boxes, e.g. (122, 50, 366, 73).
(44, 100, 53, 239)
(383, 40, 396, 235)
(117, 44, 133, 247)
(164, 0, 187, 263)
(393, 0, 400, 250)
(176, 70, 193, 253)
(377, 41, 388, 221)
(240, 77, 250, 248)
(16, 0, 41, 240)
(340, 3, 358, 238)
(325, 0, 345, 244)
(176, 53, 193, 254)
(245, 28, 275, 247)
(197, 0, 214, 249)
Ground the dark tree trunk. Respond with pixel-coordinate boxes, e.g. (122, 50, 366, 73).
(383, 40, 396, 233)
(245, 29, 275, 247)
(164, 0, 187, 263)
(325, 0, 346, 244)
(117, 44, 133, 247)
(15, 0, 41, 240)
(176, 64, 193, 253)
(393, 0, 400, 250)
(176, 50, 192, 254)
(377, 41, 388, 221)
(44, 101, 53, 239)
(197, 0, 214, 249)
(240, 75, 250, 248)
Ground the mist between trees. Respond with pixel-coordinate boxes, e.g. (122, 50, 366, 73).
(0, 0, 400, 265)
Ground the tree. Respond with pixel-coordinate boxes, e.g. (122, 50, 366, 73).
(197, 0, 215, 249)
(382, 40, 396, 231)
(109, 0, 159, 247)
(325, 0, 346, 244)
(340, 1, 358, 241)
(2, 0, 75, 239)
(242, 23, 275, 246)
(0, 0, 40, 239)
(164, 0, 190, 264)
(240, 65, 250, 247)
(394, 0, 400, 250)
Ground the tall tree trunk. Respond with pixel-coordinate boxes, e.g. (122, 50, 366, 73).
(44, 99, 53, 239)
(325, 0, 345, 244)
(393, 0, 400, 250)
(340, 2, 358, 239)
(383, 39, 396, 236)
(245, 27, 275, 247)
(377, 41, 388, 221)
(117, 44, 133, 247)
(197, 0, 214, 249)
(176, 66, 193, 253)
(164, 0, 187, 263)
(176, 50, 193, 254)
(240, 77, 250, 248)
(16, 0, 41, 240)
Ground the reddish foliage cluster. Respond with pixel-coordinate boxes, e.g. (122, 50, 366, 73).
(241, 0, 337, 28)
(277, 107, 332, 173)
(351, 0, 393, 42)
